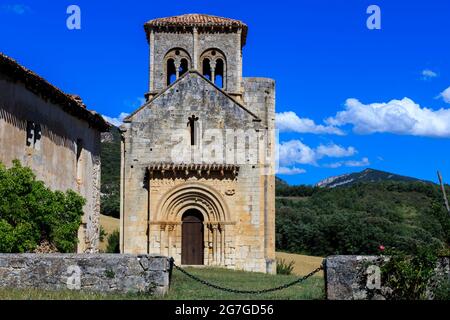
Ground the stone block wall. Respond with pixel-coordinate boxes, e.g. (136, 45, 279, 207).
(149, 30, 242, 94)
(121, 72, 276, 274)
(325, 255, 450, 300)
(0, 254, 171, 295)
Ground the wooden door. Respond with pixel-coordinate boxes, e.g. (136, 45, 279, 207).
(181, 210, 204, 265)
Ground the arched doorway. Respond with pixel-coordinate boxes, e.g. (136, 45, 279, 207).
(181, 209, 204, 265)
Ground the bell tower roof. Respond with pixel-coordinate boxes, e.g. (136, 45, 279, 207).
(144, 13, 248, 45)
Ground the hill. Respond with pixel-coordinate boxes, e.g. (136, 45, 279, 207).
(316, 168, 429, 188)
(276, 180, 450, 256)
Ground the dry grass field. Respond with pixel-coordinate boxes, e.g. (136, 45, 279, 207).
(99, 214, 120, 251)
(275, 252, 324, 277)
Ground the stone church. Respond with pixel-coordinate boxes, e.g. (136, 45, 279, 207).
(120, 14, 276, 273)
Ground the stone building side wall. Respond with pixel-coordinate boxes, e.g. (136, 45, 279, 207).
(0, 75, 101, 253)
(242, 77, 276, 273)
(242, 77, 276, 128)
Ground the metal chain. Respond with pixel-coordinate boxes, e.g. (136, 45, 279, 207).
(172, 262, 324, 294)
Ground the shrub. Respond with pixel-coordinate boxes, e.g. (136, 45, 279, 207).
(99, 226, 107, 242)
(0, 160, 85, 253)
(276, 258, 295, 275)
(433, 277, 450, 300)
(106, 230, 120, 253)
(381, 247, 438, 300)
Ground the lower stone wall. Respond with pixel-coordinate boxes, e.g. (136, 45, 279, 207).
(0, 254, 171, 295)
(325, 255, 450, 300)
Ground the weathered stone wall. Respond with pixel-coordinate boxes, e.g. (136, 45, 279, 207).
(0, 254, 171, 295)
(242, 78, 276, 127)
(125, 18, 276, 274)
(149, 30, 242, 94)
(325, 255, 450, 300)
(121, 71, 276, 273)
(0, 74, 102, 253)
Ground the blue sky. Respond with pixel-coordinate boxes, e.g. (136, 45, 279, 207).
(1, 0, 450, 185)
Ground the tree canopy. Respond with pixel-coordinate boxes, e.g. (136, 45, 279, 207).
(0, 160, 85, 253)
(276, 181, 450, 256)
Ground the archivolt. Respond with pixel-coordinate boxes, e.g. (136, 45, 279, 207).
(156, 183, 230, 223)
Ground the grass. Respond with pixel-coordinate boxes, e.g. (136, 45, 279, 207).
(91, 216, 324, 299)
(0, 267, 324, 300)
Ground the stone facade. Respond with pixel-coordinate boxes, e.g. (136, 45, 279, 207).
(0, 254, 171, 295)
(121, 14, 276, 273)
(0, 53, 109, 253)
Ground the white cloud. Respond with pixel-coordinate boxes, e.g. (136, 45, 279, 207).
(316, 144, 356, 158)
(102, 112, 129, 127)
(276, 111, 344, 135)
(278, 140, 358, 167)
(345, 157, 370, 167)
(421, 69, 437, 80)
(277, 167, 307, 175)
(324, 157, 370, 169)
(278, 140, 317, 166)
(326, 97, 450, 138)
(439, 86, 450, 104)
(1, 4, 31, 15)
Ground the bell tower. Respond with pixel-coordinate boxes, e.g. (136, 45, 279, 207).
(121, 14, 276, 274)
(144, 14, 248, 102)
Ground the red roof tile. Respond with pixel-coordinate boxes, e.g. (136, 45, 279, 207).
(145, 14, 248, 45)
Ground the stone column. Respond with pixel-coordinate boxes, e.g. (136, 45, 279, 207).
(210, 60, 216, 84)
(159, 224, 166, 256)
(149, 30, 155, 92)
(174, 58, 181, 80)
(207, 225, 213, 265)
(220, 224, 225, 265)
(212, 224, 219, 265)
(193, 27, 198, 70)
(168, 224, 176, 258)
(236, 29, 243, 93)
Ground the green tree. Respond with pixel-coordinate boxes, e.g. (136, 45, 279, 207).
(275, 181, 449, 256)
(0, 160, 85, 253)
